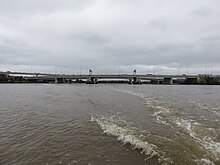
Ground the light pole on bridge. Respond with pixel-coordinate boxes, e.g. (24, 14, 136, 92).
(133, 69, 136, 75)
(89, 69, 92, 76)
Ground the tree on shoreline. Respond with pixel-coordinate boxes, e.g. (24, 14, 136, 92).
(0, 74, 25, 83)
(196, 75, 220, 85)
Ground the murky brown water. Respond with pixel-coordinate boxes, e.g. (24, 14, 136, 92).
(0, 84, 220, 165)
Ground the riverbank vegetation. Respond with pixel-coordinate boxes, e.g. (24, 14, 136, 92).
(0, 74, 25, 83)
(193, 75, 220, 85)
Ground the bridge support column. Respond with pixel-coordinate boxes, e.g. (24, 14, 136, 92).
(86, 77, 97, 84)
(5, 73, 9, 79)
(55, 78, 65, 84)
(132, 77, 142, 84)
(128, 79, 132, 84)
(164, 77, 173, 85)
(65, 79, 71, 84)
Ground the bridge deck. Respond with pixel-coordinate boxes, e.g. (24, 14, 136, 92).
(0, 71, 199, 79)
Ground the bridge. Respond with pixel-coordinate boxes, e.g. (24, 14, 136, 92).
(0, 71, 204, 84)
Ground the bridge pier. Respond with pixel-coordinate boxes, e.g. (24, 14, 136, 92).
(157, 80, 162, 84)
(86, 77, 97, 84)
(132, 77, 142, 84)
(128, 79, 132, 84)
(55, 78, 65, 84)
(65, 79, 72, 84)
(164, 77, 173, 85)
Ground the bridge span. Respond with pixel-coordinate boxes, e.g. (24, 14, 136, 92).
(0, 71, 202, 84)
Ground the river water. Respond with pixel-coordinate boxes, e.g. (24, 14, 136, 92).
(0, 84, 219, 165)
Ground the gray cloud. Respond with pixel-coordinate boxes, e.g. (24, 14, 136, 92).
(0, 0, 220, 74)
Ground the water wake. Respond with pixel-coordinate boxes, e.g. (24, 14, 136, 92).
(195, 102, 220, 117)
(91, 115, 172, 164)
(176, 118, 220, 163)
(112, 88, 220, 164)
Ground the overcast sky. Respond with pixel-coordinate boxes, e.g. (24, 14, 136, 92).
(0, 0, 220, 75)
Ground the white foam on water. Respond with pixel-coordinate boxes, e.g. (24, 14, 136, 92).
(113, 88, 172, 125)
(195, 102, 220, 117)
(211, 110, 220, 117)
(112, 88, 220, 164)
(91, 116, 157, 157)
(176, 118, 220, 163)
(176, 118, 196, 138)
(195, 158, 215, 165)
(153, 108, 170, 126)
(202, 137, 220, 161)
(91, 115, 173, 164)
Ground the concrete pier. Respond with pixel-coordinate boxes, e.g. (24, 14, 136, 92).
(86, 77, 97, 84)
(55, 78, 65, 84)
(164, 77, 173, 85)
(132, 77, 142, 84)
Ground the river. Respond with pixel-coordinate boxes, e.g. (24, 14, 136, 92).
(0, 84, 219, 165)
